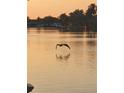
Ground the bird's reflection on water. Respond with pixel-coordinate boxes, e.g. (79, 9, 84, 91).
(56, 53, 70, 62)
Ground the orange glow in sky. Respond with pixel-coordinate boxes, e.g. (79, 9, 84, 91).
(28, 0, 96, 19)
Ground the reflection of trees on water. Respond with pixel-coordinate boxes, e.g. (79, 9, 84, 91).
(86, 40, 97, 46)
(36, 27, 41, 33)
(86, 33, 97, 38)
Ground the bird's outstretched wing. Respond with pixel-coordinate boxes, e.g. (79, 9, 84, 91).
(63, 44, 71, 49)
(56, 44, 60, 49)
(56, 44, 71, 49)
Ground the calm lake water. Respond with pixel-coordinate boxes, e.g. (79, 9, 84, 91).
(27, 28, 97, 93)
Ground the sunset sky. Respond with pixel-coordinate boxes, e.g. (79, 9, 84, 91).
(28, 0, 96, 19)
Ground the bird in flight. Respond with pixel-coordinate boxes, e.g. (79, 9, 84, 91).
(56, 43, 71, 49)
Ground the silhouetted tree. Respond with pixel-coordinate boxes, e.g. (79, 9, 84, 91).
(86, 3, 97, 16)
(37, 16, 41, 21)
(59, 13, 69, 27)
(69, 9, 85, 26)
(27, 16, 30, 21)
(85, 3, 97, 32)
(42, 16, 59, 26)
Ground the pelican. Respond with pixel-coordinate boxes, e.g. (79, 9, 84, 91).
(56, 43, 71, 49)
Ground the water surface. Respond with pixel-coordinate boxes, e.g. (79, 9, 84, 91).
(28, 28, 97, 93)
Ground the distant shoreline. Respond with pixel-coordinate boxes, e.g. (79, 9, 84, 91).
(27, 3, 97, 32)
(27, 27, 97, 38)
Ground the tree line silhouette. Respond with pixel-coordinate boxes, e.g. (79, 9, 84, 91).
(27, 3, 97, 32)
